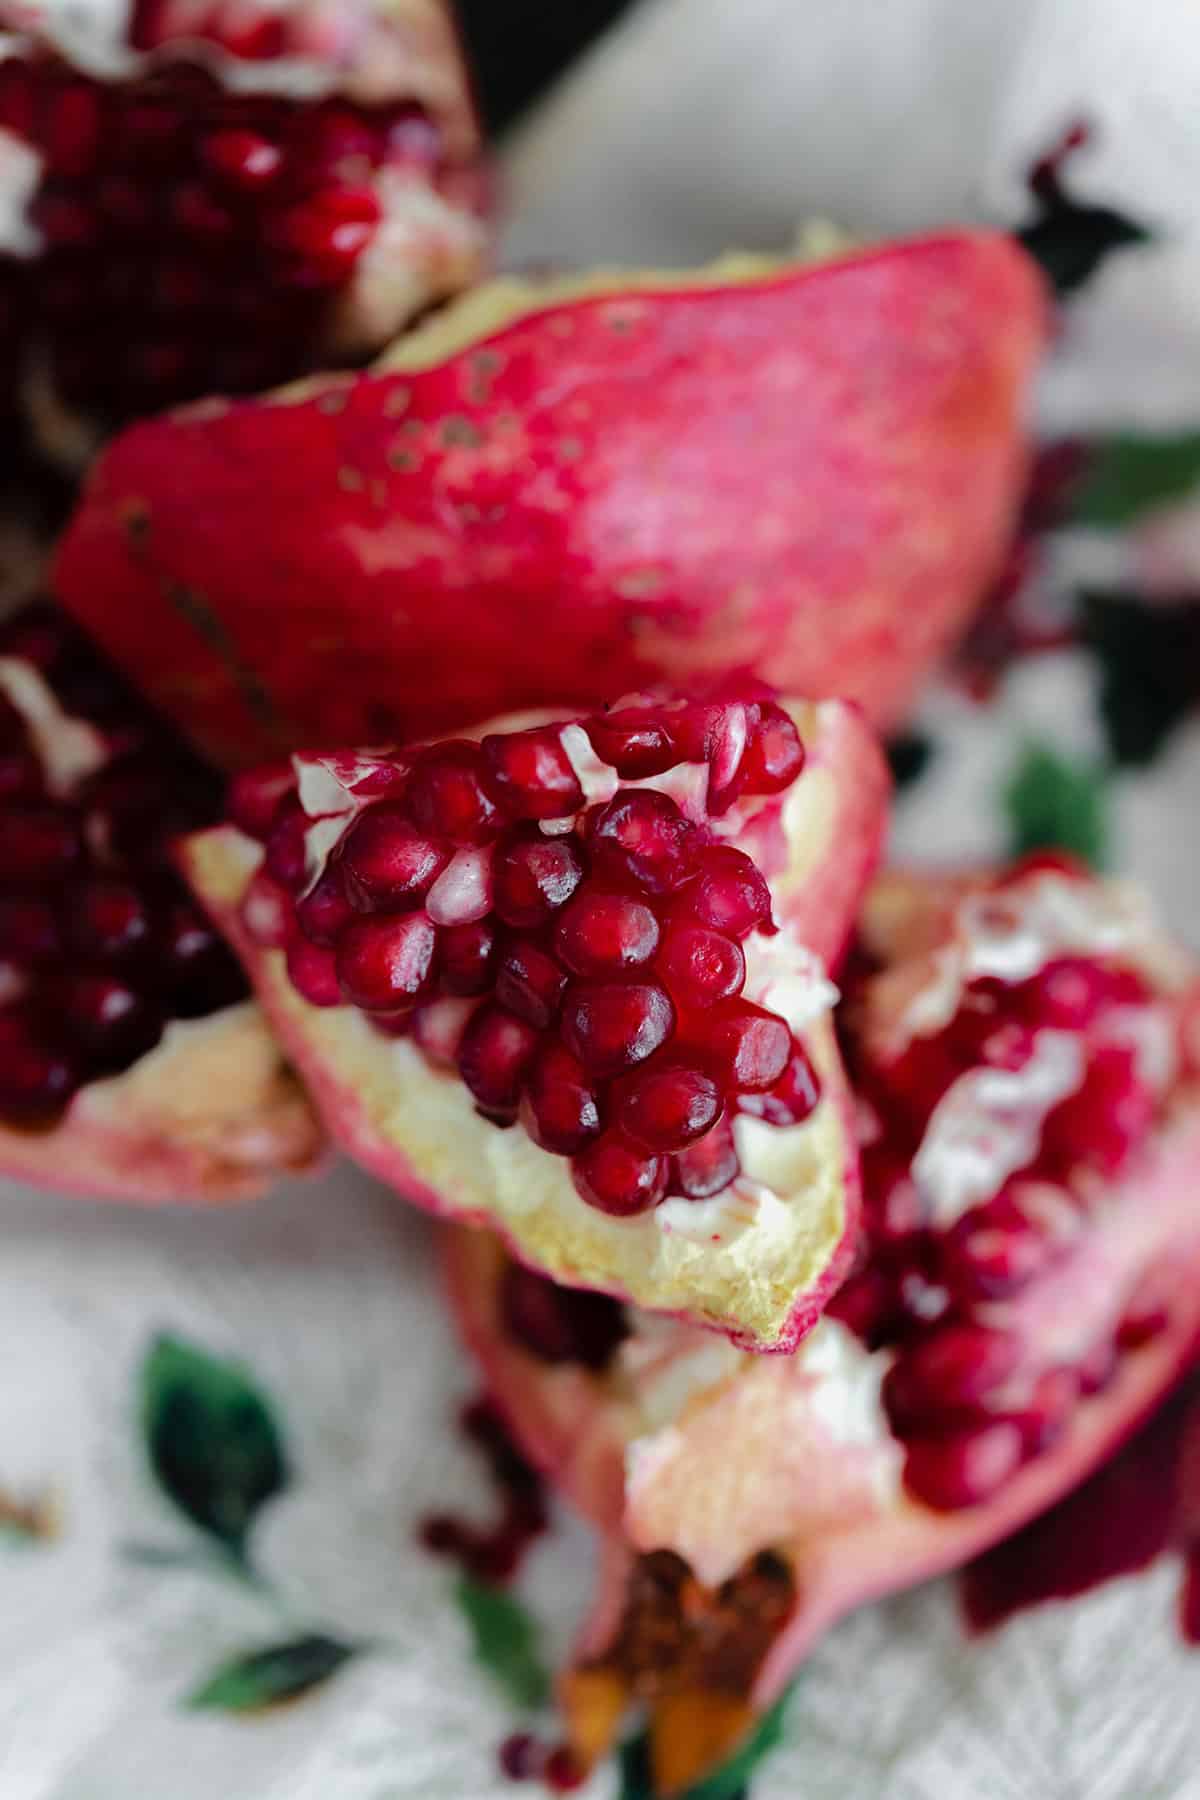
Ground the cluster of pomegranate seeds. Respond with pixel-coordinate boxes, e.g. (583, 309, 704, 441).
(419, 1395, 548, 1586)
(833, 874, 1176, 1513)
(500, 1259, 629, 1371)
(238, 698, 822, 1217)
(0, 51, 444, 423)
(0, 603, 246, 1127)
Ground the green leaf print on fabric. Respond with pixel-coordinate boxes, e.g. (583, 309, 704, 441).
(1003, 743, 1110, 869)
(1074, 432, 1200, 527)
(618, 1687, 794, 1800)
(454, 1576, 550, 1710)
(186, 1634, 357, 1712)
(1081, 591, 1200, 768)
(140, 1333, 288, 1562)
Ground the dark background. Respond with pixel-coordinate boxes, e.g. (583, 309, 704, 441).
(454, 0, 635, 133)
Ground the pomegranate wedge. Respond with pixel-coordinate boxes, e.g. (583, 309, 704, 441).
(443, 860, 1200, 1795)
(0, 0, 485, 455)
(0, 603, 320, 1200)
(182, 693, 888, 1349)
(59, 231, 1044, 766)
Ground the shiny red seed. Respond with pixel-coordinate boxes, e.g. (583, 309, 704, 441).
(704, 702, 754, 813)
(239, 871, 295, 947)
(702, 1002, 791, 1093)
(883, 1326, 1023, 1433)
(272, 187, 380, 275)
(496, 940, 567, 1029)
(1041, 1044, 1155, 1177)
(0, 897, 59, 965)
(939, 1188, 1064, 1302)
(457, 1005, 540, 1115)
(589, 789, 693, 894)
(493, 832, 583, 929)
(0, 747, 42, 801)
(618, 1063, 722, 1152)
(902, 1422, 1027, 1511)
(501, 1261, 626, 1367)
(0, 1020, 80, 1123)
(522, 1042, 601, 1154)
(738, 702, 805, 795)
(561, 980, 675, 1079)
(335, 913, 438, 1011)
(3, 807, 82, 887)
(55, 972, 163, 1068)
(339, 805, 452, 912)
(294, 865, 355, 946)
(670, 1116, 740, 1198)
(201, 127, 284, 189)
(583, 707, 680, 777)
(684, 846, 772, 938)
(572, 1132, 667, 1216)
(228, 764, 298, 839)
(263, 794, 309, 891)
(738, 1043, 821, 1126)
(406, 742, 503, 845)
(1018, 956, 1148, 1031)
(654, 918, 745, 1008)
(61, 877, 151, 961)
(481, 726, 584, 820)
(498, 1732, 543, 1781)
(44, 82, 104, 177)
(439, 920, 497, 995)
(544, 1746, 586, 1793)
(171, 179, 236, 241)
(285, 936, 343, 1007)
(554, 888, 660, 976)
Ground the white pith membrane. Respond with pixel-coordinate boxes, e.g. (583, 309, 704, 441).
(184, 698, 883, 1348)
(0, 645, 319, 1197)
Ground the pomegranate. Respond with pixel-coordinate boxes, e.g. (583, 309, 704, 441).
(0, 0, 484, 458)
(442, 860, 1200, 1793)
(58, 231, 1045, 766)
(0, 601, 320, 1199)
(181, 691, 890, 1349)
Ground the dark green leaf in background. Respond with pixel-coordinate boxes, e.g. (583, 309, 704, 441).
(140, 1334, 288, 1561)
(1003, 743, 1111, 869)
(1081, 590, 1200, 767)
(618, 1687, 794, 1800)
(186, 1634, 356, 1712)
(1074, 432, 1200, 527)
(887, 732, 935, 791)
(454, 1577, 550, 1711)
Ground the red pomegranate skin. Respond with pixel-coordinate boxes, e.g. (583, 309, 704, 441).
(57, 232, 1046, 767)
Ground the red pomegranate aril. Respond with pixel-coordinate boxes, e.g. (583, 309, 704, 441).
(739, 702, 805, 794)
(618, 1064, 722, 1153)
(4, 807, 82, 888)
(501, 1261, 627, 1369)
(0, 1020, 80, 1123)
(61, 877, 151, 961)
(426, 846, 494, 926)
(583, 707, 680, 778)
(561, 980, 675, 1080)
(201, 128, 284, 191)
(738, 1043, 821, 1126)
(1041, 1044, 1155, 1177)
(1117, 1272, 1173, 1349)
(903, 1421, 1027, 1512)
(171, 180, 235, 243)
(406, 743, 502, 845)
(335, 913, 438, 1012)
(411, 996, 477, 1067)
(589, 790, 694, 895)
(239, 870, 294, 947)
(522, 1042, 601, 1155)
(285, 935, 343, 1008)
(294, 864, 355, 947)
(263, 794, 309, 891)
(702, 1002, 791, 1094)
(671, 1115, 740, 1199)
(554, 888, 660, 977)
(481, 726, 584, 820)
(496, 940, 568, 1030)
(654, 918, 745, 1009)
(56, 972, 163, 1066)
(883, 1325, 1023, 1433)
(1014, 1366, 1081, 1456)
(704, 702, 753, 813)
(572, 1132, 668, 1217)
(458, 1005, 540, 1115)
(1018, 956, 1147, 1032)
(440, 920, 498, 996)
(544, 1747, 586, 1793)
(228, 763, 295, 840)
(684, 847, 772, 939)
(0, 748, 42, 801)
(339, 806, 451, 913)
(493, 832, 583, 929)
(939, 1188, 1063, 1302)
(0, 897, 59, 964)
(499, 1732, 543, 1781)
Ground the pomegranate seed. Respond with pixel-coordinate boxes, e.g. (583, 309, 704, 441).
(457, 1005, 540, 1115)
(411, 996, 477, 1068)
(45, 84, 104, 178)
(201, 128, 283, 190)
(171, 180, 236, 242)
(1014, 1366, 1081, 1455)
(33, 188, 99, 248)
(618, 1063, 722, 1153)
(738, 1043, 821, 1125)
(903, 1421, 1026, 1511)
(273, 187, 381, 277)
(263, 794, 309, 891)
(572, 1132, 667, 1216)
(554, 888, 660, 976)
(498, 1731, 543, 1781)
(228, 764, 295, 840)
(544, 1747, 586, 1793)
(335, 914, 438, 1012)
(560, 980, 675, 1079)
(496, 940, 567, 1029)
(704, 702, 753, 813)
(739, 702, 805, 795)
(1077, 1337, 1118, 1396)
(826, 1263, 900, 1348)
(1018, 956, 1147, 1031)
(589, 789, 694, 895)
(426, 846, 494, 926)
(702, 1002, 791, 1093)
(0, 1020, 80, 1122)
(339, 805, 452, 913)
(61, 877, 150, 960)
(440, 920, 497, 995)
(501, 1261, 627, 1368)
(0, 747, 42, 801)
(54, 972, 163, 1068)
(655, 918, 745, 1008)
(406, 743, 502, 845)
(1041, 1044, 1155, 1177)
(293, 865, 355, 946)
(0, 897, 59, 964)
(493, 831, 583, 929)
(684, 846, 772, 938)
(670, 1116, 740, 1198)
(883, 1326, 1023, 1433)
(583, 707, 680, 777)
(939, 1188, 1063, 1301)
(239, 870, 294, 947)
(285, 936, 343, 1008)
(4, 807, 82, 887)
(1117, 1272, 1173, 1349)
(522, 1042, 601, 1154)
(481, 726, 584, 820)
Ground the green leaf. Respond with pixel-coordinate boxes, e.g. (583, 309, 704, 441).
(1074, 432, 1200, 527)
(140, 1334, 288, 1560)
(1003, 743, 1110, 870)
(618, 1686, 794, 1800)
(454, 1577, 549, 1711)
(186, 1634, 356, 1713)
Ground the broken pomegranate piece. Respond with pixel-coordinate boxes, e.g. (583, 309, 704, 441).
(0, 602, 320, 1199)
(182, 692, 889, 1349)
(0, 0, 484, 456)
(442, 860, 1200, 1792)
(58, 231, 1044, 766)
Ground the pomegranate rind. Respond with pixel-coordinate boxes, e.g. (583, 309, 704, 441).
(58, 231, 1045, 767)
(181, 699, 885, 1350)
(0, 1002, 323, 1201)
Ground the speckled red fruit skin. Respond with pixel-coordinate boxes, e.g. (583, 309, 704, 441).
(56, 232, 1046, 767)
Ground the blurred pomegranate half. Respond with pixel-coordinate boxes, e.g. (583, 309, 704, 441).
(0, 601, 320, 1199)
(58, 231, 1044, 765)
(443, 860, 1200, 1795)
(0, 0, 485, 460)
(181, 689, 890, 1348)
